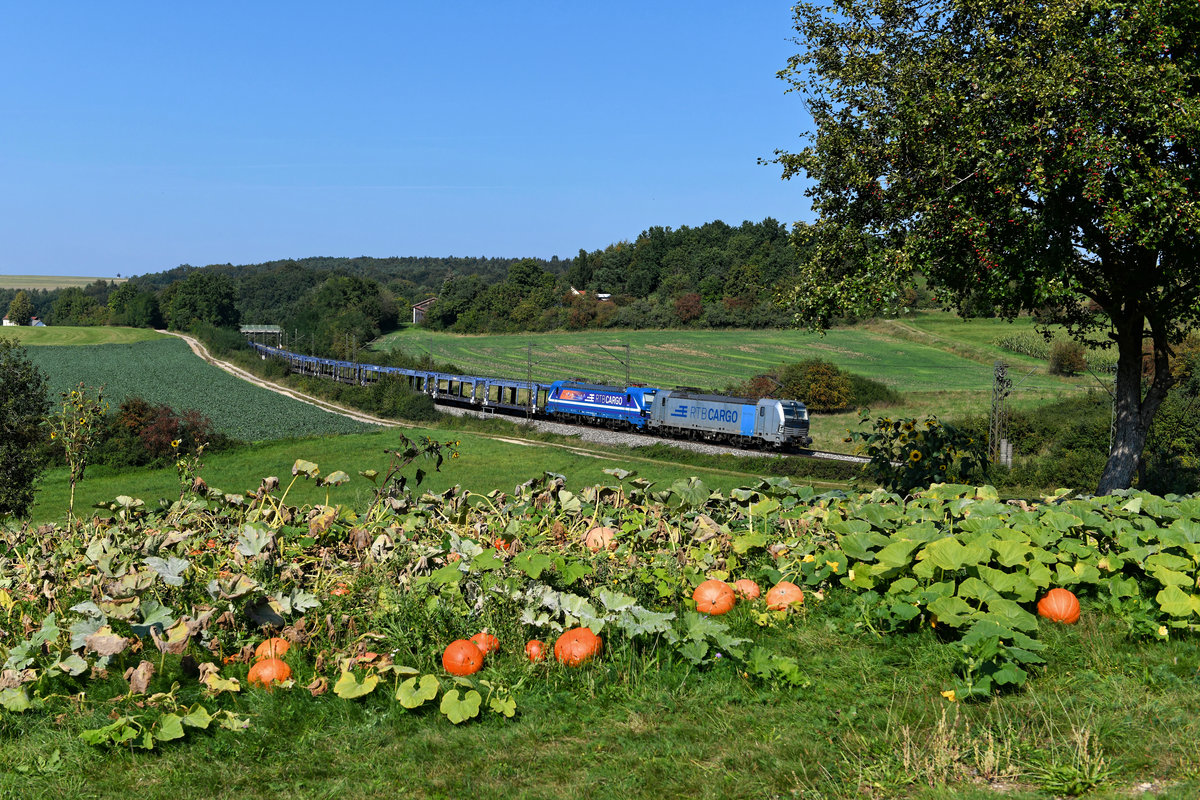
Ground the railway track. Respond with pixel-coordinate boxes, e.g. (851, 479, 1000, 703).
(167, 331, 870, 467)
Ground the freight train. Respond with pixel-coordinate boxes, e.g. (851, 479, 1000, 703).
(248, 342, 813, 449)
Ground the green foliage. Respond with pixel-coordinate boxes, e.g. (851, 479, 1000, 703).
(48, 383, 108, 519)
(848, 412, 987, 494)
(6, 290, 33, 326)
(167, 271, 239, 330)
(775, 0, 1200, 492)
(0, 337, 50, 518)
(1048, 340, 1088, 377)
(777, 358, 853, 412)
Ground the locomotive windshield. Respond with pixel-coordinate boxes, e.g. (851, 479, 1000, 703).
(782, 403, 809, 422)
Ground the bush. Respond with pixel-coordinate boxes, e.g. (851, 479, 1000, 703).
(847, 373, 901, 407)
(1049, 340, 1087, 376)
(0, 337, 50, 517)
(778, 358, 854, 412)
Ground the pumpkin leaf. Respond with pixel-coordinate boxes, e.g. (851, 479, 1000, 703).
(439, 689, 482, 724)
(487, 692, 517, 718)
(333, 670, 379, 699)
(154, 713, 185, 742)
(180, 704, 213, 729)
(397, 674, 440, 709)
(0, 688, 31, 713)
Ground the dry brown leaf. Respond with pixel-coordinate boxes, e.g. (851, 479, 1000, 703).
(124, 660, 156, 694)
(306, 676, 329, 697)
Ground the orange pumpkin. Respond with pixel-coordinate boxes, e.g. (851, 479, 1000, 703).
(524, 639, 546, 662)
(1037, 588, 1080, 624)
(254, 637, 290, 660)
(442, 639, 485, 676)
(248, 657, 292, 688)
(584, 526, 617, 552)
(766, 581, 804, 610)
(470, 631, 500, 656)
(732, 579, 761, 601)
(554, 627, 603, 667)
(693, 579, 736, 615)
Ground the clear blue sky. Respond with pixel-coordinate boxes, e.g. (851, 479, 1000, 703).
(1, 2, 813, 278)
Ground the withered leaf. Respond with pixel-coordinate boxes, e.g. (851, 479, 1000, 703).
(84, 626, 129, 657)
(124, 660, 156, 694)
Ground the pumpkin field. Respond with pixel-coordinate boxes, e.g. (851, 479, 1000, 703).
(3, 434, 1199, 799)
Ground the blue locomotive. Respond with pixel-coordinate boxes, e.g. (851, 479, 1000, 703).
(247, 342, 812, 449)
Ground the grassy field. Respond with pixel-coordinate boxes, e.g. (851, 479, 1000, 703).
(27, 427, 822, 525)
(373, 315, 1105, 450)
(0, 274, 125, 289)
(3, 599, 1197, 799)
(2, 326, 166, 346)
(24, 338, 376, 441)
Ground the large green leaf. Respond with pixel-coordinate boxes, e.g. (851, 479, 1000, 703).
(1155, 585, 1200, 618)
(439, 689, 482, 724)
(333, 670, 379, 699)
(397, 675, 440, 709)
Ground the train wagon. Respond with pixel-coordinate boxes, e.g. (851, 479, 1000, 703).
(544, 381, 656, 429)
(647, 390, 812, 448)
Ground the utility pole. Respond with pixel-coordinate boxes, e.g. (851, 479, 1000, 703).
(989, 361, 1013, 467)
(596, 343, 632, 386)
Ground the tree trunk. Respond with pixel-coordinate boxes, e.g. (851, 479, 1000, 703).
(1096, 313, 1172, 495)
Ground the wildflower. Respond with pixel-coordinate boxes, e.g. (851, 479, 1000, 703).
(171, 439, 182, 449)
(1158, 625, 1169, 638)
(940, 689, 957, 702)
(909, 449, 923, 463)
(803, 553, 816, 563)
(826, 560, 839, 573)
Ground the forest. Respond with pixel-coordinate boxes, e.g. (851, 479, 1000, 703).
(2, 217, 807, 344)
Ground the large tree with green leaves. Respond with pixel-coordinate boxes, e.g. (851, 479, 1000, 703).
(6, 291, 33, 326)
(774, 0, 1200, 493)
(0, 337, 50, 517)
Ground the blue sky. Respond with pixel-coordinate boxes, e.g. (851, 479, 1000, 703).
(1, 2, 812, 278)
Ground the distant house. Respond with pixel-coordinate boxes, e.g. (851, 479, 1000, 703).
(1, 315, 13, 327)
(569, 287, 611, 302)
(30, 317, 45, 327)
(411, 297, 437, 325)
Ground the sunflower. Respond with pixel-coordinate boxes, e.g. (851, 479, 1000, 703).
(902, 421, 915, 432)
(909, 449, 923, 463)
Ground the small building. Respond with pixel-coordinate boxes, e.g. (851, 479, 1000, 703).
(1, 315, 13, 327)
(30, 317, 45, 327)
(411, 297, 437, 325)
(239, 324, 282, 346)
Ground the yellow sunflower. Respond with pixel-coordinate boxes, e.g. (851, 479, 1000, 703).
(909, 450, 923, 463)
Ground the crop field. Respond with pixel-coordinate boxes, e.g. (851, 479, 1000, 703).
(0, 274, 125, 289)
(24, 338, 376, 441)
(2, 325, 167, 346)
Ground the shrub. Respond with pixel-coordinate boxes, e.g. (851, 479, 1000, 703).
(778, 358, 854, 412)
(1049, 340, 1087, 376)
(0, 337, 50, 518)
(847, 373, 901, 407)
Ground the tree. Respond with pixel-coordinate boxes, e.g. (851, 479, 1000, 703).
(6, 291, 33, 326)
(0, 337, 50, 517)
(168, 272, 239, 330)
(774, 0, 1200, 493)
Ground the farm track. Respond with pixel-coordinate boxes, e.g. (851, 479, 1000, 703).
(163, 332, 868, 472)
